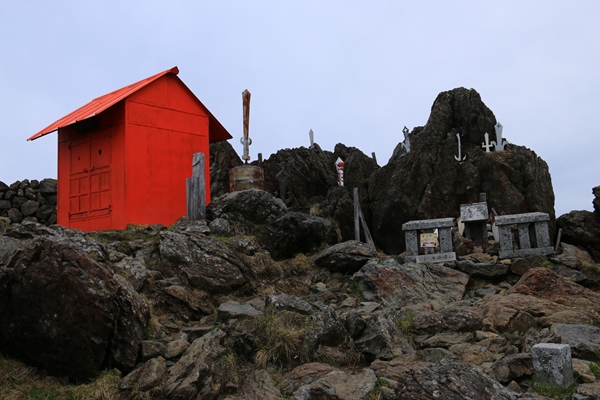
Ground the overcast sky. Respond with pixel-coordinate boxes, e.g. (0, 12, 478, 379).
(1, 1, 598, 217)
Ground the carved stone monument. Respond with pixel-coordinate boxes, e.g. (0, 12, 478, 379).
(402, 218, 456, 263)
(495, 212, 553, 259)
(460, 193, 489, 241)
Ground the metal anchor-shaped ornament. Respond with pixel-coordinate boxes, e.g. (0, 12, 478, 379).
(454, 133, 466, 161)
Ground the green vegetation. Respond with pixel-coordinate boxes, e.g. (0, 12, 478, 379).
(531, 380, 576, 400)
(253, 307, 312, 368)
(368, 377, 396, 400)
(0, 355, 123, 400)
(589, 362, 600, 380)
(396, 314, 415, 335)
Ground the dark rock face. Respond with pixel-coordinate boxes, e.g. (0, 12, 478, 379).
(0, 236, 149, 381)
(208, 190, 338, 259)
(368, 88, 555, 254)
(209, 141, 243, 200)
(558, 209, 600, 261)
(259, 144, 337, 208)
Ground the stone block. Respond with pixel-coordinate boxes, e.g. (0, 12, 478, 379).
(495, 212, 550, 226)
(460, 202, 488, 222)
(532, 343, 574, 388)
(402, 217, 454, 231)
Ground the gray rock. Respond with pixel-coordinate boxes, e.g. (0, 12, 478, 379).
(314, 240, 377, 274)
(164, 339, 190, 359)
(39, 179, 57, 195)
(138, 356, 167, 391)
(223, 370, 282, 400)
(352, 259, 469, 309)
(551, 324, 600, 361)
(159, 231, 252, 294)
(163, 329, 226, 399)
(0, 200, 10, 210)
(207, 189, 287, 225)
(454, 260, 510, 278)
(354, 312, 415, 361)
(420, 347, 457, 363)
(294, 368, 377, 400)
(490, 353, 533, 384)
(209, 217, 231, 235)
(265, 293, 314, 315)
(0, 236, 149, 380)
(112, 256, 148, 291)
(20, 200, 39, 217)
(549, 264, 588, 283)
(141, 340, 166, 361)
(7, 208, 23, 223)
(218, 300, 262, 319)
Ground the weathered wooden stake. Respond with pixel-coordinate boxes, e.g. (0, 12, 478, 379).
(555, 228, 563, 251)
(354, 187, 375, 249)
(371, 152, 377, 165)
(186, 152, 206, 221)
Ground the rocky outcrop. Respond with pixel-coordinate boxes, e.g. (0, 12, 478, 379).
(369, 88, 555, 254)
(207, 189, 338, 259)
(259, 144, 337, 208)
(0, 178, 57, 225)
(160, 230, 254, 294)
(0, 235, 149, 380)
(556, 186, 600, 262)
(210, 141, 243, 200)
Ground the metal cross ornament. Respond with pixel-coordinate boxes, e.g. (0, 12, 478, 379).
(454, 133, 466, 161)
(482, 132, 493, 152)
(241, 89, 252, 163)
(491, 122, 506, 151)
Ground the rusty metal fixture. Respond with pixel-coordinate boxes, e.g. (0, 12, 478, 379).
(229, 165, 264, 192)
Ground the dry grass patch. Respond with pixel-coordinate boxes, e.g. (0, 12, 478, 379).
(253, 308, 311, 368)
(0, 354, 124, 400)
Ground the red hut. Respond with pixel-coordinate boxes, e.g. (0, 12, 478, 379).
(28, 67, 232, 231)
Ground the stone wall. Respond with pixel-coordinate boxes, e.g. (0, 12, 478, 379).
(0, 179, 57, 226)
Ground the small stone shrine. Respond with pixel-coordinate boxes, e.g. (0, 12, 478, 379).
(495, 212, 554, 259)
(402, 218, 456, 263)
(460, 193, 489, 241)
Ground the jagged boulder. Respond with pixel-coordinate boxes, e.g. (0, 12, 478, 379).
(369, 88, 555, 254)
(260, 144, 337, 208)
(558, 193, 600, 261)
(159, 231, 253, 294)
(210, 141, 243, 200)
(314, 240, 377, 273)
(352, 259, 469, 309)
(0, 236, 149, 380)
(370, 358, 540, 400)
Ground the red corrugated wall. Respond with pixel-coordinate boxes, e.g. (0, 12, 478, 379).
(56, 75, 212, 231)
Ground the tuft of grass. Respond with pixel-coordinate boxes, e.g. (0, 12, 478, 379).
(396, 314, 415, 335)
(253, 307, 310, 368)
(0, 355, 123, 400)
(589, 362, 600, 380)
(368, 377, 396, 400)
(531, 380, 576, 399)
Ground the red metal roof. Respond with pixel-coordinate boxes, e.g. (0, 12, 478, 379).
(28, 66, 232, 142)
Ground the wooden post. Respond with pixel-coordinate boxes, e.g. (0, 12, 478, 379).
(371, 152, 377, 165)
(186, 152, 206, 221)
(354, 187, 375, 249)
(354, 188, 360, 241)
